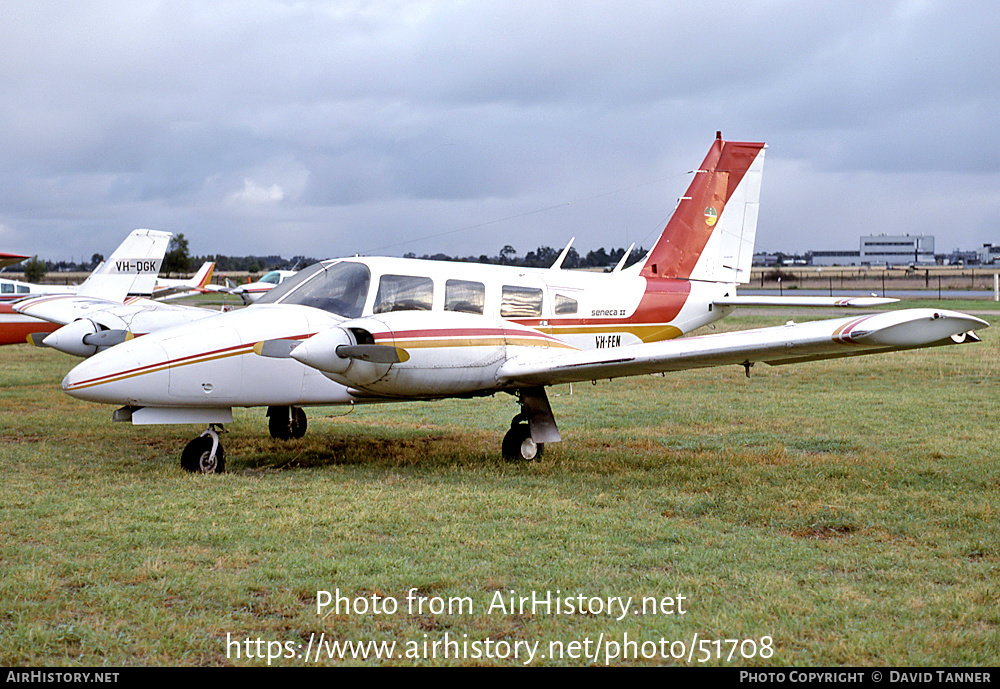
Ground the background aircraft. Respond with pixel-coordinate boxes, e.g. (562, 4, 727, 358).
(2, 260, 216, 303)
(9, 229, 179, 349)
(0, 276, 76, 303)
(229, 270, 297, 304)
(0, 252, 29, 269)
(150, 261, 221, 300)
(0, 303, 59, 346)
(55, 135, 988, 472)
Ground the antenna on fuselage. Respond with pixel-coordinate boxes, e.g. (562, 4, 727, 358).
(611, 243, 635, 273)
(549, 237, 576, 270)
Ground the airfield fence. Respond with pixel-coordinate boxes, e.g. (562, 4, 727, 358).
(752, 266, 1000, 296)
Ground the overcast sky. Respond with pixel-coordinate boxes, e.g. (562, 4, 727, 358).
(1, 0, 998, 264)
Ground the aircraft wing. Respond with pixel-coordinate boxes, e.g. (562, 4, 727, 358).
(0, 252, 29, 270)
(714, 295, 898, 308)
(497, 309, 987, 387)
(15, 294, 211, 328)
(15, 295, 218, 355)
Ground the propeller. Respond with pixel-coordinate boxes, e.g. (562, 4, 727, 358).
(335, 344, 409, 364)
(254, 339, 300, 358)
(82, 329, 132, 347)
(254, 338, 409, 364)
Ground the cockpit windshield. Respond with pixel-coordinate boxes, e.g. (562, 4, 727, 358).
(255, 261, 371, 319)
(259, 271, 283, 285)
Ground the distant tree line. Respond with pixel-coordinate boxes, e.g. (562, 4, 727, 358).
(9, 232, 647, 279)
(192, 240, 648, 274)
(401, 244, 647, 270)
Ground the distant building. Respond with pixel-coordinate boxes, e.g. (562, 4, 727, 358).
(860, 234, 934, 265)
(809, 250, 861, 266)
(752, 252, 808, 267)
(752, 252, 779, 267)
(979, 244, 1000, 264)
(945, 250, 980, 265)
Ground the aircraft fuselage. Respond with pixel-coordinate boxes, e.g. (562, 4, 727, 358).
(62, 256, 735, 412)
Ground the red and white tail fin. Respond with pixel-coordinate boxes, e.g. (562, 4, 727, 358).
(639, 133, 765, 284)
(190, 262, 215, 289)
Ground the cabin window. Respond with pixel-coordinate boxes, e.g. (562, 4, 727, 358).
(1, 283, 13, 294)
(374, 274, 433, 313)
(16, 285, 29, 294)
(554, 294, 578, 315)
(257, 260, 371, 319)
(445, 279, 485, 314)
(501, 285, 543, 318)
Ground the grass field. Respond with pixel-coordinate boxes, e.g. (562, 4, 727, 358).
(1, 309, 998, 666)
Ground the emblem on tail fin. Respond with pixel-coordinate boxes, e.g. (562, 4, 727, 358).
(704, 207, 718, 227)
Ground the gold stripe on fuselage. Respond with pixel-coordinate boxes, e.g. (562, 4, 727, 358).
(534, 322, 683, 344)
(392, 336, 578, 351)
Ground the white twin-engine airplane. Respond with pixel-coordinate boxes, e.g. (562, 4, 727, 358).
(57, 135, 988, 473)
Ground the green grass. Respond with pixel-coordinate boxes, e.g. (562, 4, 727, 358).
(1, 311, 998, 666)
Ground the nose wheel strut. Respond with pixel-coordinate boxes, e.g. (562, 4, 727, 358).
(181, 425, 226, 474)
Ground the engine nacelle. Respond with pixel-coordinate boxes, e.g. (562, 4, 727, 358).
(42, 318, 131, 358)
(287, 326, 355, 375)
(291, 311, 565, 398)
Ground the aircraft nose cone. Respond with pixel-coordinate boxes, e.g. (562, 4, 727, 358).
(61, 337, 170, 405)
(62, 354, 105, 400)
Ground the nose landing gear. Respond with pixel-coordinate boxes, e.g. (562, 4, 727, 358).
(181, 425, 226, 474)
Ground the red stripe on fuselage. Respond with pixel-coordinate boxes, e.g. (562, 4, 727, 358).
(510, 277, 692, 342)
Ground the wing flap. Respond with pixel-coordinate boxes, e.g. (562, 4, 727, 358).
(498, 309, 988, 386)
(714, 296, 898, 308)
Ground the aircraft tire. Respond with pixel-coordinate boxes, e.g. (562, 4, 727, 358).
(180, 436, 226, 474)
(268, 406, 293, 440)
(268, 406, 308, 440)
(502, 423, 543, 462)
(290, 407, 307, 439)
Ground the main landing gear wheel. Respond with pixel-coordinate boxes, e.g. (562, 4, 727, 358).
(502, 419, 543, 462)
(267, 406, 307, 440)
(181, 427, 226, 474)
